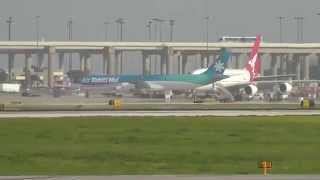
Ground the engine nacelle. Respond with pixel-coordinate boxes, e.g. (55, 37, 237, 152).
(244, 85, 258, 96)
(279, 83, 292, 94)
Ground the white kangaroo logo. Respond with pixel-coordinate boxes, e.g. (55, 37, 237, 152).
(248, 53, 257, 78)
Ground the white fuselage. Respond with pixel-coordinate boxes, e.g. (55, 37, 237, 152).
(193, 69, 251, 91)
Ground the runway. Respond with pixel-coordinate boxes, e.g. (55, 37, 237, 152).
(0, 109, 320, 118)
(1, 175, 320, 180)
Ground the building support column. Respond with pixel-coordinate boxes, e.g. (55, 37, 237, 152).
(68, 52, 73, 72)
(286, 54, 294, 75)
(149, 55, 153, 75)
(110, 49, 116, 75)
(165, 48, 174, 75)
(103, 47, 115, 75)
(200, 54, 208, 68)
(176, 52, 184, 74)
(258, 54, 265, 76)
(160, 56, 165, 75)
(270, 54, 278, 76)
(47, 47, 55, 88)
(84, 54, 90, 73)
(234, 53, 240, 69)
(102, 54, 107, 75)
(233, 53, 242, 68)
(317, 54, 320, 66)
(211, 53, 218, 66)
(37, 53, 44, 72)
(282, 54, 289, 75)
(158, 48, 173, 75)
(142, 51, 151, 75)
(8, 53, 15, 80)
(24, 53, 32, 89)
(304, 54, 310, 80)
(228, 54, 235, 68)
(177, 55, 181, 74)
(79, 54, 84, 71)
(114, 51, 120, 75)
(279, 54, 284, 75)
(289, 54, 297, 79)
(58, 53, 64, 71)
(295, 54, 301, 80)
(182, 54, 188, 74)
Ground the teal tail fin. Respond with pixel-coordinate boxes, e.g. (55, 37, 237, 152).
(201, 48, 230, 77)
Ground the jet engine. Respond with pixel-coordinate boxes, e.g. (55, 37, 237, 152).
(244, 85, 258, 96)
(279, 83, 292, 94)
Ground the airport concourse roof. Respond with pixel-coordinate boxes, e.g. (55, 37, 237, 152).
(0, 41, 320, 54)
(0, 41, 320, 48)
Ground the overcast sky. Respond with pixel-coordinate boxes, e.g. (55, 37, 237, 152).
(0, 0, 320, 43)
(1, 0, 320, 74)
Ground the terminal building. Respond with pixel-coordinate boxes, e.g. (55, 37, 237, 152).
(0, 40, 319, 88)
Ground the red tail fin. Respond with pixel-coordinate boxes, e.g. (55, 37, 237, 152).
(245, 35, 261, 81)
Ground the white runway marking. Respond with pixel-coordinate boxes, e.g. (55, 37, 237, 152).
(0, 110, 320, 118)
(1, 175, 320, 180)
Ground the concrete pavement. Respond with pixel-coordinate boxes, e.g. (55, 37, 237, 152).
(0, 110, 320, 118)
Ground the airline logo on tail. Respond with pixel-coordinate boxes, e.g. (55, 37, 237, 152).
(214, 61, 225, 73)
(212, 48, 230, 81)
(202, 48, 230, 78)
(214, 48, 230, 75)
(245, 35, 261, 81)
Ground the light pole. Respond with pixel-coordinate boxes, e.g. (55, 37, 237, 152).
(6, 17, 14, 81)
(294, 17, 299, 42)
(67, 18, 73, 41)
(300, 17, 304, 42)
(115, 18, 125, 41)
(104, 21, 110, 41)
(67, 17, 73, 70)
(294, 16, 304, 43)
(35, 16, 40, 46)
(204, 16, 210, 64)
(151, 18, 165, 74)
(169, 19, 175, 42)
(151, 18, 159, 74)
(6, 16, 13, 41)
(277, 16, 284, 43)
(276, 16, 285, 75)
(146, 20, 152, 41)
(152, 18, 165, 41)
(115, 18, 125, 74)
(146, 20, 153, 74)
(294, 16, 304, 80)
(159, 19, 165, 41)
(152, 18, 158, 42)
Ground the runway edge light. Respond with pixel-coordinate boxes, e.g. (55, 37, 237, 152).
(258, 160, 272, 176)
(108, 99, 121, 109)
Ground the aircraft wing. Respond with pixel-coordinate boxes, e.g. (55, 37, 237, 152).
(254, 79, 320, 85)
(212, 79, 320, 101)
(257, 74, 296, 80)
(133, 80, 165, 91)
(132, 80, 149, 89)
(213, 83, 236, 101)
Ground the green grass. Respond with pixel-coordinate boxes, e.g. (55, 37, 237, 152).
(0, 116, 320, 175)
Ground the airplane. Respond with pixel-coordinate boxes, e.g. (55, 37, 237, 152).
(81, 48, 231, 97)
(192, 35, 261, 101)
(193, 35, 316, 101)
